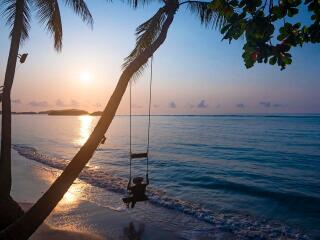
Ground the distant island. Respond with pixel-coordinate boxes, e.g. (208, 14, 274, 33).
(4, 109, 101, 116)
(39, 109, 89, 116)
(11, 111, 38, 115)
(90, 111, 102, 116)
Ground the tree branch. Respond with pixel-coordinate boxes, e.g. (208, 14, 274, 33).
(179, 0, 210, 6)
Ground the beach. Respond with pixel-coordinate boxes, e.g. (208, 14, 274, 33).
(11, 149, 180, 240)
(12, 148, 313, 240)
(9, 115, 320, 239)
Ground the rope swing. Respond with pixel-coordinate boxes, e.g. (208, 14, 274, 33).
(129, 55, 153, 180)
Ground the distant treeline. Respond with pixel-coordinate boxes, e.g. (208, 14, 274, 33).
(0, 109, 103, 116)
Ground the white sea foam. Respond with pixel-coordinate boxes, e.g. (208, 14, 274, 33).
(13, 144, 311, 240)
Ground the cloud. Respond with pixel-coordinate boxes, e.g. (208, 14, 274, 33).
(168, 101, 176, 108)
(260, 101, 284, 108)
(259, 101, 271, 108)
(185, 103, 195, 108)
(29, 101, 49, 107)
(55, 99, 66, 107)
(236, 103, 245, 108)
(153, 104, 160, 108)
(215, 104, 221, 108)
(12, 99, 22, 104)
(197, 100, 208, 108)
(55, 99, 79, 107)
(96, 102, 102, 108)
(70, 99, 79, 107)
(272, 103, 282, 107)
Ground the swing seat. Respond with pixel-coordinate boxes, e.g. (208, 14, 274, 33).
(131, 152, 148, 159)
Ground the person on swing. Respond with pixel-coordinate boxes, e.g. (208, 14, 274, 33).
(123, 174, 149, 208)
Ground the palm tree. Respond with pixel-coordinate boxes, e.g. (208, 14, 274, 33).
(0, 0, 224, 238)
(0, 0, 93, 230)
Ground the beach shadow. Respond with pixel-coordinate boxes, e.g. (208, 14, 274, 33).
(123, 222, 145, 240)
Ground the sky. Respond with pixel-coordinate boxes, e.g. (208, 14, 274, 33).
(0, 1, 319, 114)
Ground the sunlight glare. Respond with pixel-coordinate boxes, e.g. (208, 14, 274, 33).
(59, 181, 86, 207)
(63, 191, 76, 204)
(74, 115, 93, 146)
(79, 71, 92, 84)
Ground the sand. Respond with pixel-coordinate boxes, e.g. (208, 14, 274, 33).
(11, 150, 177, 240)
(9, 149, 313, 240)
(21, 203, 101, 240)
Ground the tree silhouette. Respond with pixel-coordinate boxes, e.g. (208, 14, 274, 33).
(0, 0, 92, 230)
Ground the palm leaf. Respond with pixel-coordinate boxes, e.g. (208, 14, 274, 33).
(186, 1, 226, 29)
(123, 7, 166, 78)
(34, 0, 63, 51)
(1, 0, 32, 42)
(124, 0, 163, 9)
(64, 0, 93, 27)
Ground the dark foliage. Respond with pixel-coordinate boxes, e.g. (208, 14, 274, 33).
(208, 0, 320, 69)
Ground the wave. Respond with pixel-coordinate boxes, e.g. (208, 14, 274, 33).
(194, 180, 320, 213)
(13, 144, 311, 239)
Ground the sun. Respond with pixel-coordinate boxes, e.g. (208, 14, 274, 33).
(79, 71, 92, 84)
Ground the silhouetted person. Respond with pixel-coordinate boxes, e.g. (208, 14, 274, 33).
(123, 174, 149, 208)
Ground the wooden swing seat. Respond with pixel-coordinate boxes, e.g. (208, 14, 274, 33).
(130, 152, 148, 159)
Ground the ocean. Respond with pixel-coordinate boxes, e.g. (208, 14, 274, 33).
(11, 115, 320, 239)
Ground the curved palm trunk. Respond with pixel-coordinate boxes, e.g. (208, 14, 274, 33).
(0, 3, 178, 239)
(0, 1, 25, 198)
(0, 1, 25, 232)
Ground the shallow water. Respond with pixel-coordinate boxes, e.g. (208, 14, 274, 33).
(11, 115, 320, 238)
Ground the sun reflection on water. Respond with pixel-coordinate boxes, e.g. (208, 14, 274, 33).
(55, 180, 88, 211)
(62, 190, 76, 204)
(59, 181, 86, 207)
(75, 115, 93, 146)
(37, 167, 88, 210)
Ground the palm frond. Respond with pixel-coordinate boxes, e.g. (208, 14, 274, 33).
(34, 0, 63, 51)
(64, 0, 93, 27)
(186, 1, 226, 30)
(1, 0, 31, 42)
(123, 7, 166, 78)
(124, 0, 163, 9)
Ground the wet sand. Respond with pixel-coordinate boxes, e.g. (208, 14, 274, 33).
(10, 148, 312, 240)
(11, 150, 177, 240)
(20, 203, 102, 240)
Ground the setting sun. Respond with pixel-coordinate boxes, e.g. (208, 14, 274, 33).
(79, 71, 92, 84)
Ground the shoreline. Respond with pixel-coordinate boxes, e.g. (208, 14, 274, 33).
(19, 203, 102, 240)
(11, 149, 179, 240)
(11, 150, 104, 239)
(11, 148, 314, 239)
(8, 113, 320, 117)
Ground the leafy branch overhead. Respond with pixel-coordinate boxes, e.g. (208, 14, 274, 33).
(1, 0, 93, 51)
(123, 7, 167, 78)
(208, 0, 320, 69)
(124, 0, 227, 78)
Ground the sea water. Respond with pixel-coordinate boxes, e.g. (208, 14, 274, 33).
(11, 115, 320, 239)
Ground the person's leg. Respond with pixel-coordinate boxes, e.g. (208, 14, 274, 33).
(123, 197, 133, 208)
(131, 201, 136, 208)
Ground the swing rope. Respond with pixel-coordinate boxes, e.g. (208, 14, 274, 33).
(146, 55, 153, 174)
(129, 56, 153, 180)
(129, 79, 132, 180)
